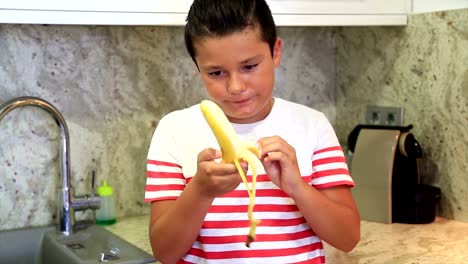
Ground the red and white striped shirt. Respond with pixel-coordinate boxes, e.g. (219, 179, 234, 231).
(145, 98, 354, 263)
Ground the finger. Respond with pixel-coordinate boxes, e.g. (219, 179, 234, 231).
(213, 162, 240, 175)
(200, 159, 239, 176)
(198, 148, 222, 162)
(257, 135, 284, 149)
(258, 137, 295, 159)
(262, 151, 289, 165)
(259, 142, 286, 159)
(240, 160, 249, 171)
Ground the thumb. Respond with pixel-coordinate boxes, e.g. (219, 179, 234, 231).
(198, 148, 222, 162)
(240, 160, 249, 171)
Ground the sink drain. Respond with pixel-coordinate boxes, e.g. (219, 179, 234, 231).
(66, 243, 85, 250)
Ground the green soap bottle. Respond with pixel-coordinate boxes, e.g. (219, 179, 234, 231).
(95, 180, 117, 225)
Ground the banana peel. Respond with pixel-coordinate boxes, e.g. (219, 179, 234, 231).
(200, 100, 261, 247)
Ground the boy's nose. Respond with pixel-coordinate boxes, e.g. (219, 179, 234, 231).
(227, 74, 246, 95)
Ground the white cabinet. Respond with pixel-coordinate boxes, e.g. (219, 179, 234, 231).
(0, 0, 409, 26)
(0, 0, 193, 25)
(267, 0, 409, 26)
(411, 0, 468, 14)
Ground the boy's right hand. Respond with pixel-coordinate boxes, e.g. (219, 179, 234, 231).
(192, 148, 246, 198)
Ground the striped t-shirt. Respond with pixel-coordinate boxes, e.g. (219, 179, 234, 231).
(145, 98, 354, 263)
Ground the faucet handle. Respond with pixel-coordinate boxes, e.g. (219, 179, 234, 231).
(72, 194, 100, 211)
(91, 169, 96, 194)
(72, 168, 101, 211)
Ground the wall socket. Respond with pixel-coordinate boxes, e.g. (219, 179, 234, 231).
(366, 105, 404, 126)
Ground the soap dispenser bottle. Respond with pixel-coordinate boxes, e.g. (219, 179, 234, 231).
(96, 180, 117, 225)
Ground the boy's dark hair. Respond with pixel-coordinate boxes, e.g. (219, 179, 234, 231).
(184, 0, 277, 65)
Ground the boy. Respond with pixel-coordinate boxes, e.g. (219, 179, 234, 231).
(145, 0, 360, 263)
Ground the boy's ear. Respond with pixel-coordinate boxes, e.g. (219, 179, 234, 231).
(273, 38, 282, 67)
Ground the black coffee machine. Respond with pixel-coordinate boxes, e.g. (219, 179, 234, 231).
(347, 124, 440, 224)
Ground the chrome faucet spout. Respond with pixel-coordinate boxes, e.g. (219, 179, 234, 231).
(0, 96, 95, 235)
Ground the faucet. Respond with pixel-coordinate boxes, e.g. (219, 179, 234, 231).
(0, 96, 100, 235)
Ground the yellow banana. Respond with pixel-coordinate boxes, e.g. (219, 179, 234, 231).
(200, 100, 261, 247)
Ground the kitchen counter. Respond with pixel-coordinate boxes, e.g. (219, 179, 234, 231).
(106, 216, 468, 264)
(323, 217, 468, 264)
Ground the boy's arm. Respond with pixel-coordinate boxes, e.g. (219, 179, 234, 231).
(149, 185, 214, 264)
(148, 148, 245, 263)
(294, 113, 360, 251)
(258, 135, 360, 252)
(289, 183, 360, 252)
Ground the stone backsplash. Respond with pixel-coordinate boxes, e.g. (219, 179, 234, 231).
(0, 25, 336, 230)
(1, 8, 466, 231)
(336, 9, 468, 221)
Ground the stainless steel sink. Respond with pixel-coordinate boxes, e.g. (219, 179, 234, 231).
(0, 225, 156, 264)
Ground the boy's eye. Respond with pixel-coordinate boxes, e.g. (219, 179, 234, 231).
(208, 70, 224, 77)
(243, 64, 258, 71)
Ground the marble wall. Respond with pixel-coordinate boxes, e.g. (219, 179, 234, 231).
(2, 8, 465, 231)
(0, 25, 336, 230)
(336, 9, 468, 221)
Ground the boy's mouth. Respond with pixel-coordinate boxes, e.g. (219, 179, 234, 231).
(231, 98, 251, 105)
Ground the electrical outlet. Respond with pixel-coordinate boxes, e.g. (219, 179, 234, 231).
(366, 105, 404, 126)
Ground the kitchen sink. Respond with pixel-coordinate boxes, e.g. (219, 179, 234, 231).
(0, 225, 156, 264)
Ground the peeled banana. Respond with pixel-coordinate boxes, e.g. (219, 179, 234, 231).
(200, 100, 261, 247)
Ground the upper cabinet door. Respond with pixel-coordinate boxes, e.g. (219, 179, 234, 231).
(267, 0, 408, 14)
(411, 0, 468, 13)
(0, 0, 409, 26)
(267, 0, 409, 26)
(0, 0, 192, 13)
(0, 0, 193, 25)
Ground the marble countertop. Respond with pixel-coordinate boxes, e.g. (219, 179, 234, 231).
(105, 215, 468, 264)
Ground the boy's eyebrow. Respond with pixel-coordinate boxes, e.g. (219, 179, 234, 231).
(201, 55, 264, 71)
(200, 65, 222, 71)
(240, 55, 263, 64)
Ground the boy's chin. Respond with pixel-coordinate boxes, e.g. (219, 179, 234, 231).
(227, 111, 262, 124)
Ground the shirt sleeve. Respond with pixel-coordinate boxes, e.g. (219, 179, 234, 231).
(310, 113, 355, 189)
(145, 115, 186, 202)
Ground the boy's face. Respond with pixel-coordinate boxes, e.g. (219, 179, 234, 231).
(193, 26, 282, 124)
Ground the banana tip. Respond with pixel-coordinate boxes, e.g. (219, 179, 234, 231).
(245, 235, 255, 247)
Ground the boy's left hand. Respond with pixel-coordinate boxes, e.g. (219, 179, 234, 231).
(257, 136, 303, 196)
